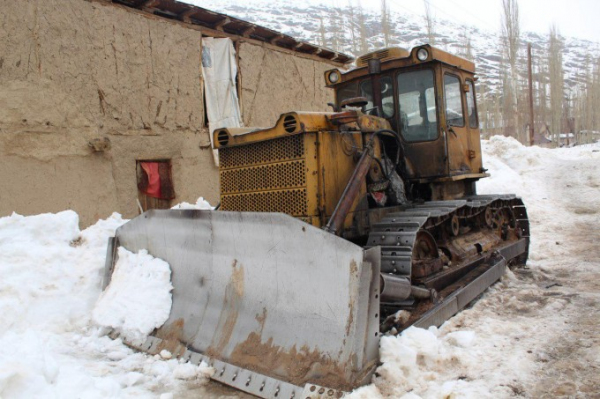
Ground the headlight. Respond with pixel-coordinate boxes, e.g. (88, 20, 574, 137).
(417, 48, 429, 61)
(329, 70, 340, 84)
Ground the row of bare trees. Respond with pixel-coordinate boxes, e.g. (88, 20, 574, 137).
(477, 0, 600, 146)
(313, 0, 600, 146)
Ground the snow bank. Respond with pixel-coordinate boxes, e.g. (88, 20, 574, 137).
(348, 136, 600, 398)
(93, 247, 173, 344)
(0, 208, 212, 398)
(170, 196, 214, 210)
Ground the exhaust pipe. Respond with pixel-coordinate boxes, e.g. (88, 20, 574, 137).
(380, 274, 437, 302)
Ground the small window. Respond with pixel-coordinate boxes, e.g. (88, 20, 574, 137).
(136, 160, 175, 211)
(336, 81, 358, 104)
(336, 77, 394, 117)
(380, 76, 394, 118)
(444, 74, 465, 127)
(359, 80, 374, 113)
(466, 80, 478, 128)
(397, 69, 438, 142)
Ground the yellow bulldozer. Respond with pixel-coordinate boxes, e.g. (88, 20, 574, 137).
(104, 45, 529, 398)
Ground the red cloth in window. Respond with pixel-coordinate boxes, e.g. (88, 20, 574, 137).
(141, 162, 162, 198)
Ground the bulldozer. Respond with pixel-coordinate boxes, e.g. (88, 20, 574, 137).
(103, 45, 529, 398)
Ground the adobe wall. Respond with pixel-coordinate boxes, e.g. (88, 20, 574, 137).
(239, 42, 334, 127)
(0, 0, 335, 226)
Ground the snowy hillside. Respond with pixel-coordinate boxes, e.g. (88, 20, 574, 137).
(190, 0, 600, 95)
(1, 140, 599, 398)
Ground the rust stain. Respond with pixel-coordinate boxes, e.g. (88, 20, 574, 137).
(207, 259, 245, 357)
(349, 259, 358, 276)
(345, 260, 358, 336)
(256, 307, 267, 334)
(230, 332, 354, 391)
(345, 303, 354, 337)
(154, 318, 187, 356)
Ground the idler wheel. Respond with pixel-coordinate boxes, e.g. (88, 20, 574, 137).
(412, 230, 442, 278)
(484, 207, 494, 228)
(450, 215, 460, 236)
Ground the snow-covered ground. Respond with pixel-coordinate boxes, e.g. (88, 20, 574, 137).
(350, 137, 600, 398)
(1, 139, 599, 398)
(0, 201, 214, 398)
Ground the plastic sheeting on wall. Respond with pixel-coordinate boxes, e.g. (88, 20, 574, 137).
(201, 37, 242, 165)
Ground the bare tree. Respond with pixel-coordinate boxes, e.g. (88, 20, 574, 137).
(357, 0, 369, 53)
(592, 57, 600, 133)
(499, 0, 521, 139)
(347, 1, 358, 54)
(501, 0, 520, 70)
(459, 28, 474, 61)
(329, 8, 343, 52)
(381, 0, 391, 47)
(547, 24, 564, 145)
(318, 17, 327, 48)
(423, 0, 436, 45)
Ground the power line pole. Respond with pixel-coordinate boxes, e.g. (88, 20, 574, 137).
(527, 43, 535, 146)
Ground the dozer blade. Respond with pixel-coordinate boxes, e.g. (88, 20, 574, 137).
(104, 210, 381, 398)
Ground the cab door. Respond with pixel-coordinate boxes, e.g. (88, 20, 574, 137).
(396, 68, 446, 179)
(442, 70, 476, 175)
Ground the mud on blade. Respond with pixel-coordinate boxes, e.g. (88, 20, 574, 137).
(104, 209, 381, 398)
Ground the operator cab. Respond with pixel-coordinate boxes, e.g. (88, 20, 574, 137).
(324, 45, 487, 200)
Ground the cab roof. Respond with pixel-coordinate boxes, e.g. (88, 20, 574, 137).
(325, 45, 475, 87)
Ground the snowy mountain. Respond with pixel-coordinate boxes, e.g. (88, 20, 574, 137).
(190, 0, 600, 95)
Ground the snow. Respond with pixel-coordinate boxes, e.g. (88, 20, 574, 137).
(2, 141, 600, 397)
(346, 136, 600, 398)
(0, 203, 214, 399)
(170, 196, 214, 210)
(92, 247, 173, 344)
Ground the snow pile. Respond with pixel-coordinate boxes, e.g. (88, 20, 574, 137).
(0, 211, 122, 334)
(0, 208, 213, 398)
(93, 247, 173, 344)
(170, 196, 214, 210)
(348, 136, 600, 398)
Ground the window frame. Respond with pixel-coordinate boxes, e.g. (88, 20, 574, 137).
(443, 73, 466, 128)
(395, 67, 440, 143)
(465, 79, 479, 129)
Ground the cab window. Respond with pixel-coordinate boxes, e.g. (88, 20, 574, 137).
(358, 80, 374, 112)
(336, 77, 394, 118)
(396, 69, 438, 142)
(466, 80, 478, 128)
(336, 81, 357, 105)
(444, 74, 465, 127)
(380, 76, 394, 118)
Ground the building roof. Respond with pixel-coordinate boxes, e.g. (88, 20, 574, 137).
(110, 0, 354, 66)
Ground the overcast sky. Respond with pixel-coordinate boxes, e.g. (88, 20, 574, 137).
(361, 0, 600, 41)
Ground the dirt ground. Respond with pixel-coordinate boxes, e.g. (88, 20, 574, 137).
(527, 221, 600, 398)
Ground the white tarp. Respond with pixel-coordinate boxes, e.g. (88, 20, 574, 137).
(201, 37, 242, 165)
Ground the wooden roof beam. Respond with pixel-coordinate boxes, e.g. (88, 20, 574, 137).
(242, 26, 255, 38)
(142, 0, 160, 8)
(213, 17, 230, 31)
(179, 8, 197, 23)
(270, 34, 284, 45)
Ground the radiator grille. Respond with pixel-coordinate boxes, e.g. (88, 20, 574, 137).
(220, 134, 304, 169)
(219, 134, 310, 216)
(221, 160, 306, 194)
(221, 189, 308, 216)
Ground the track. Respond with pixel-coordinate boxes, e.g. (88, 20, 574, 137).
(365, 194, 530, 332)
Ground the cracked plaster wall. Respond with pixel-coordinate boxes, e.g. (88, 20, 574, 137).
(0, 0, 214, 226)
(0, 0, 335, 226)
(239, 42, 334, 127)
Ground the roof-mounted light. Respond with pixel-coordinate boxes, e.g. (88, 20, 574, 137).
(417, 48, 429, 61)
(328, 70, 340, 84)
